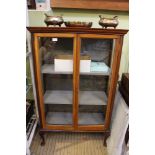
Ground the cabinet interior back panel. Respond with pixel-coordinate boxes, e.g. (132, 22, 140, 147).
(43, 74, 109, 91)
(39, 38, 113, 67)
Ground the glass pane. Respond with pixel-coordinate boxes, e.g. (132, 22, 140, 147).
(38, 36, 74, 125)
(78, 38, 115, 125)
(26, 57, 33, 100)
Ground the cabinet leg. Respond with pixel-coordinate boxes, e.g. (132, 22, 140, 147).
(39, 131, 45, 146)
(104, 132, 110, 147)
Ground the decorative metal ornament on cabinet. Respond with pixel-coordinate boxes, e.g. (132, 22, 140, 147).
(99, 15, 119, 29)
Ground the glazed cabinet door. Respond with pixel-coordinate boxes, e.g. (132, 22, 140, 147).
(76, 34, 121, 131)
(33, 33, 77, 130)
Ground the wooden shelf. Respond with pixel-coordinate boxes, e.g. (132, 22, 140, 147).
(78, 112, 105, 125)
(41, 64, 111, 75)
(44, 90, 73, 105)
(79, 91, 107, 105)
(27, 27, 128, 35)
(51, 0, 129, 11)
(46, 112, 104, 125)
(46, 112, 72, 124)
(44, 90, 107, 105)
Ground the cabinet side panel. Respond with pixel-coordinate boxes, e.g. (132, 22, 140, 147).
(105, 36, 124, 129)
(32, 34, 46, 128)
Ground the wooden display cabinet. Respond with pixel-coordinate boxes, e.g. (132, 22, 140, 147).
(27, 27, 128, 146)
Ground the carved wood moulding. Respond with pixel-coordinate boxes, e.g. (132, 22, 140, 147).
(51, 0, 129, 11)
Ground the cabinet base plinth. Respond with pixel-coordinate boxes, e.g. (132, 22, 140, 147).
(39, 128, 110, 147)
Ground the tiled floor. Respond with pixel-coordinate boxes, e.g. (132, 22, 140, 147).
(30, 131, 107, 155)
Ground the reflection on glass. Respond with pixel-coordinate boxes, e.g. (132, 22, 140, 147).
(78, 38, 114, 125)
(38, 37, 74, 125)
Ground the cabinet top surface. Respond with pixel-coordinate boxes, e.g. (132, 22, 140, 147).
(27, 27, 128, 35)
